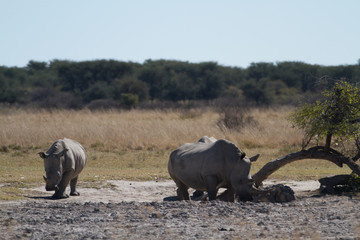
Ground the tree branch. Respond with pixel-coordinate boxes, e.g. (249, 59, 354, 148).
(252, 147, 347, 187)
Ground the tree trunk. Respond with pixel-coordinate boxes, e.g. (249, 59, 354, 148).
(318, 175, 350, 188)
(252, 147, 350, 187)
(342, 157, 360, 176)
(325, 133, 332, 151)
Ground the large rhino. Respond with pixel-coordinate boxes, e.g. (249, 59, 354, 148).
(168, 137, 265, 201)
(39, 138, 86, 199)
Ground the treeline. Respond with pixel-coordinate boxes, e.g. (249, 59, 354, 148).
(1, 59, 359, 109)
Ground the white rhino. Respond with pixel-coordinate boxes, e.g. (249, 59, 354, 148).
(197, 136, 217, 144)
(39, 138, 86, 199)
(168, 137, 265, 201)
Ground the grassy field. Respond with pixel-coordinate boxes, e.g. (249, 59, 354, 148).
(0, 106, 351, 200)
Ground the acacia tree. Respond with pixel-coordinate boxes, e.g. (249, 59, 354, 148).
(291, 81, 360, 151)
(253, 81, 360, 186)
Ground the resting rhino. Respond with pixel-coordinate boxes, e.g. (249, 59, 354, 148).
(197, 136, 217, 144)
(168, 137, 266, 201)
(39, 138, 86, 199)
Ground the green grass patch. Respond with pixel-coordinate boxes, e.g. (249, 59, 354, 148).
(0, 186, 27, 201)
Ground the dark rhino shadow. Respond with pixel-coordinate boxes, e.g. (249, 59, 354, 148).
(163, 192, 206, 201)
(25, 195, 58, 200)
(163, 196, 178, 201)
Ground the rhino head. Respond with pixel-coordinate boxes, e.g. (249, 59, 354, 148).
(230, 153, 273, 201)
(38, 148, 68, 191)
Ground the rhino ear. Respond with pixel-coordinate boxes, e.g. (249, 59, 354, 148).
(249, 154, 260, 162)
(38, 152, 47, 159)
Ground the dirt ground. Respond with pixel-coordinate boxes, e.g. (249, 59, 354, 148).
(26, 179, 321, 203)
(1, 180, 360, 239)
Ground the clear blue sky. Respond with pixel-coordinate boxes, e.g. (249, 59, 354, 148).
(1, 0, 359, 68)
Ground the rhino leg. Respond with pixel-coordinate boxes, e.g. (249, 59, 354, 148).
(169, 171, 190, 200)
(204, 175, 218, 201)
(52, 191, 69, 199)
(70, 176, 80, 196)
(52, 171, 73, 199)
(217, 188, 235, 202)
(176, 182, 190, 200)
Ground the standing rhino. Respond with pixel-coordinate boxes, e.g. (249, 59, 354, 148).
(39, 138, 86, 199)
(168, 137, 266, 201)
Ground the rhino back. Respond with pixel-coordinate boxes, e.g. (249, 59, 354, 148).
(45, 140, 65, 156)
(169, 138, 252, 190)
(62, 138, 86, 176)
(169, 140, 227, 189)
(197, 136, 217, 144)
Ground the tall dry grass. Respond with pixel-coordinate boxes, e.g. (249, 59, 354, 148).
(0, 106, 351, 197)
(0, 106, 302, 151)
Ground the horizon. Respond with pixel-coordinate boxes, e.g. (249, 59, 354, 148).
(2, 58, 359, 69)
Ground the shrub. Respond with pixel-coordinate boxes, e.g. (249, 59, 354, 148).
(121, 93, 139, 109)
(215, 97, 258, 132)
(29, 88, 83, 109)
(86, 99, 121, 110)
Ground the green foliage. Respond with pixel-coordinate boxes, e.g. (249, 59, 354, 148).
(121, 93, 139, 109)
(26, 60, 48, 72)
(83, 82, 113, 103)
(246, 62, 276, 80)
(113, 77, 149, 101)
(0, 67, 27, 103)
(139, 60, 224, 101)
(223, 86, 243, 98)
(57, 60, 136, 92)
(290, 81, 360, 147)
(347, 173, 360, 192)
(1, 59, 360, 108)
(241, 78, 273, 104)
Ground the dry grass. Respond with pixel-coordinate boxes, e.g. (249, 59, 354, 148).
(0, 107, 299, 150)
(0, 106, 352, 200)
(1, 108, 219, 149)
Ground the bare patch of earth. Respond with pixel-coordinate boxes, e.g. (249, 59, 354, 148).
(0, 180, 360, 239)
(22, 179, 321, 203)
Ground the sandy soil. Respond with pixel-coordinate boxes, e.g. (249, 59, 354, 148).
(1, 180, 360, 239)
(24, 179, 320, 203)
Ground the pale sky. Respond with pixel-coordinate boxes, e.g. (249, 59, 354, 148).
(0, 0, 359, 68)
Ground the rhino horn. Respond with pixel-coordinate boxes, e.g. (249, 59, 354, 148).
(248, 184, 272, 196)
(249, 154, 260, 162)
